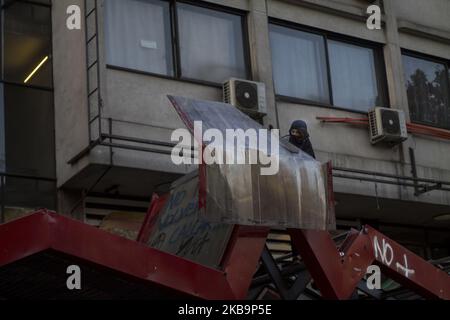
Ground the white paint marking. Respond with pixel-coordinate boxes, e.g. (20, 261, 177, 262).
(396, 254, 415, 278)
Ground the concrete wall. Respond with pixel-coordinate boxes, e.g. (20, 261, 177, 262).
(52, 0, 450, 211)
(393, 0, 450, 33)
(101, 69, 216, 175)
(52, 0, 90, 188)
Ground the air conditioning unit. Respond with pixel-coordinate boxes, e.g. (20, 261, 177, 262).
(368, 107, 408, 145)
(223, 78, 266, 114)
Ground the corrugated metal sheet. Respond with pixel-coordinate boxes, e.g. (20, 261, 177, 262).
(168, 96, 335, 230)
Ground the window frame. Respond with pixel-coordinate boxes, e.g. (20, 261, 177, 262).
(269, 18, 389, 114)
(105, 0, 252, 88)
(401, 49, 450, 130)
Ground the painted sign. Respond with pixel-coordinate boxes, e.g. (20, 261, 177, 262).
(372, 235, 416, 278)
(145, 172, 234, 269)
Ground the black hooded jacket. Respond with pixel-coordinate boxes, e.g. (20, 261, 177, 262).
(289, 120, 316, 159)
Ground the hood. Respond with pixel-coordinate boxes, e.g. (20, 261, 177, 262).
(290, 120, 309, 138)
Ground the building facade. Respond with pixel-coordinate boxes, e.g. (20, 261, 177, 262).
(1, 0, 450, 260)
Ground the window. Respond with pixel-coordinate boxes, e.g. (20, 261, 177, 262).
(269, 21, 387, 112)
(269, 24, 329, 103)
(1, 2, 55, 177)
(105, 0, 249, 84)
(0, 1, 56, 221)
(3, 178, 56, 220)
(105, 0, 173, 76)
(3, 2, 53, 87)
(402, 53, 450, 129)
(3, 85, 55, 178)
(328, 41, 380, 111)
(177, 3, 247, 83)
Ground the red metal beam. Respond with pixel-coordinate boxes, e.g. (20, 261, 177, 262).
(137, 194, 269, 299)
(1, 210, 448, 300)
(137, 191, 449, 300)
(289, 227, 450, 300)
(220, 226, 270, 299)
(0, 210, 268, 300)
(366, 226, 450, 299)
(0, 213, 53, 267)
(0, 210, 234, 299)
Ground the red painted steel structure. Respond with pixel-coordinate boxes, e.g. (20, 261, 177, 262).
(290, 227, 450, 299)
(0, 209, 449, 299)
(0, 210, 268, 300)
(138, 194, 271, 299)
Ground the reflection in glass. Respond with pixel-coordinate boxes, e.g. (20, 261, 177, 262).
(3, 2, 53, 87)
(403, 55, 450, 129)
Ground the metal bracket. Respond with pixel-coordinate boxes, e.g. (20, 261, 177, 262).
(410, 148, 444, 196)
(415, 183, 443, 196)
(260, 246, 311, 300)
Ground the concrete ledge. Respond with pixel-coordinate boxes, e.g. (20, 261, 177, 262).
(279, 0, 384, 23)
(398, 19, 450, 45)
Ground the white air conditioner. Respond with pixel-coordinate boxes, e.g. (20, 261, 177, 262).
(223, 78, 266, 114)
(368, 107, 408, 145)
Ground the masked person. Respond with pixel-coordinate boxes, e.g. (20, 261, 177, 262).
(288, 120, 316, 159)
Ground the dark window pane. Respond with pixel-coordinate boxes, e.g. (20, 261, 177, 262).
(3, 2, 52, 87)
(1, 177, 56, 217)
(269, 24, 329, 103)
(105, 0, 173, 76)
(4, 85, 55, 178)
(177, 3, 247, 83)
(403, 54, 450, 129)
(328, 40, 380, 112)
